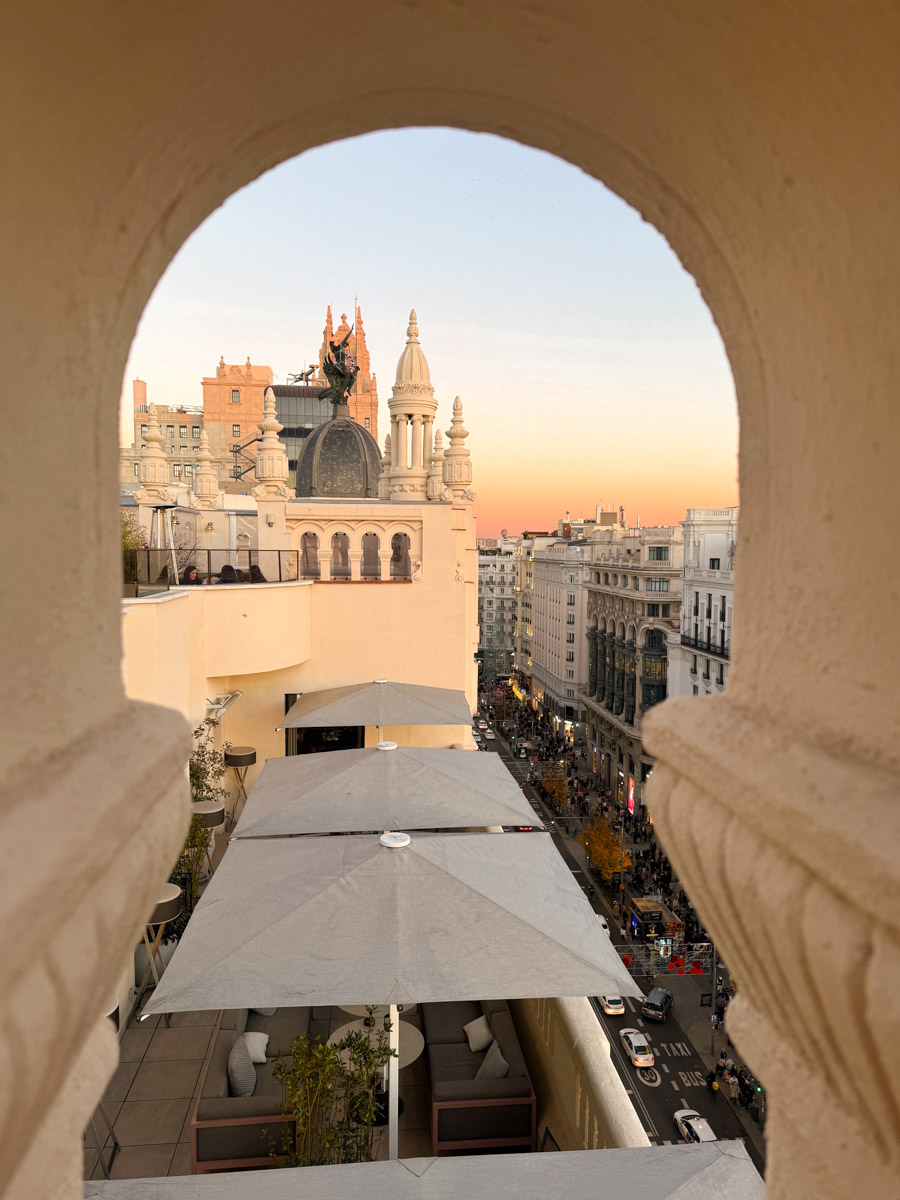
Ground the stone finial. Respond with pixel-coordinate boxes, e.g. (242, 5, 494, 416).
(251, 386, 292, 499)
(427, 427, 445, 501)
(377, 432, 392, 499)
(190, 429, 219, 509)
(406, 309, 419, 343)
(134, 403, 172, 503)
(442, 396, 474, 502)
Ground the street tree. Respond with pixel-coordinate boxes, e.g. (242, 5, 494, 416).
(580, 810, 631, 884)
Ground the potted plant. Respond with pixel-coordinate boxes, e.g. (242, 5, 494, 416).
(273, 1015, 396, 1166)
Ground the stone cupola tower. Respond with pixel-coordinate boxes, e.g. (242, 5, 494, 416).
(389, 309, 437, 500)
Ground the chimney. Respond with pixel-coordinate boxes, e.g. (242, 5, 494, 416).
(133, 378, 147, 413)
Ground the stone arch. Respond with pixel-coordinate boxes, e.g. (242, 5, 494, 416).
(299, 531, 320, 579)
(330, 531, 351, 581)
(390, 532, 411, 580)
(5, 7, 899, 1197)
(360, 531, 381, 581)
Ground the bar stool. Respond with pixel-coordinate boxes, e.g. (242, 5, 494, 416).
(135, 882, 182, 1010)
(224, 745, 256, 827)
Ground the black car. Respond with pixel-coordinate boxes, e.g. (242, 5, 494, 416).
(641, 987, 674, 1021)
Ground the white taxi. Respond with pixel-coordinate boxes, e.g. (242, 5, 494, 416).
(600, 995, 625, 1016)
(674, 1109, 717, 1143)
(619, 1028, 655, 1067)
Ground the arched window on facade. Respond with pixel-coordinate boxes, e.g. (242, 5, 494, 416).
(390, 532, 411, 580)
(300, 532, 320, 579)
(361, 532, 381, 581)
(331, 532, 350, 581)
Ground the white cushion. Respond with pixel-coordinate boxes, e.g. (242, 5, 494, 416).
(243, 1031, 269, 1064)
(463, 1014, 492, 1053)
(227, 1035, 256, 1097)
(475, 1039, 510, 1080)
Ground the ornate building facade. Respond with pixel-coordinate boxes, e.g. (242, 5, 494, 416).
(581, 525, 684, 812)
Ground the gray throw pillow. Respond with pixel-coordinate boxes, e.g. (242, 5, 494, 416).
(251, 1007, 276, 1016)
(475, 1039, 510, 1080)
(227, 1035, 257, 1097)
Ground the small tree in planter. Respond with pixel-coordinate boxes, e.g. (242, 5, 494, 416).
(164, 718, 230, 942)
(273, 1016, 396, 1166)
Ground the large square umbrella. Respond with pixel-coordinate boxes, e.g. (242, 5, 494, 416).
(142, 832, 640, 1159)
(276, 680, 473, 731)
(83, 1143, 766, 1199)
(143, 833, 638, 1011)
(231, 744, 538, 838)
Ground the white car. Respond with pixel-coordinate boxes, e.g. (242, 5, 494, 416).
(674, 1109, 717, 1143)
(597, 915, 610, 937)
(600, 994, 625, 1016)
(484, 730, 496, 740)
(472, 729, 482, 742)
(619, 1028, 655, 1067)
(477, 719, 488, 730)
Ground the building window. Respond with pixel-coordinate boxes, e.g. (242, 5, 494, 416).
(603, 573, 609, 584)
(140, 424, 148, 437)
(720, 596, 727, 622)
(184, 464, 192, 476)
(613, 574, 618, 586)
(661, 604, 670, 617)
(566, 669, 574, 679)
(232, 425, 240, 438)
(647, 603, 659, 617)
(709, 557, 721, 569)
(566, 651, 574, 662)
(166, 425, 174, 438)
(693, 685, 699, 695)
(567, 593, 575, 605)
(231, 389, 240, 402)
(180, 445, 187, 453)
(133, 462, 139, 476)
(566, 632, 575, 643)
(646, 578, 669, 592)
(718, 663, 725, 685)
(172, 465, 180, 479)
(192, 425, 200, 438)
(566, 688, 574, 698)
(633, 576, 639, 590)
(364, 417, 370, 428)
(566, 613, 575, 625)
(648, 546, 669, 560)
(692, 654, 697, 672)
(179, 425, 187, 437)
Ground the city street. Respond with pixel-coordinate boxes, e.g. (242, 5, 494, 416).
(481, 728, 766, 1175)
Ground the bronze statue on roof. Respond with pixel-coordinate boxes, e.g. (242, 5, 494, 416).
(316, 327, 360, 410)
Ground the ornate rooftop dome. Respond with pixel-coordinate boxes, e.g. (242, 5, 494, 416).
(294, 412, 382, 499)
(393, 309, 432, 389)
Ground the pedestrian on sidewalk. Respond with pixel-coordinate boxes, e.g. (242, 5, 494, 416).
(727, 1072, 740, 1101)
(716, 1052, 727, 1078)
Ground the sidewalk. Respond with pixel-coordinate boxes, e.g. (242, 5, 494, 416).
(495, 728, 767, 1159)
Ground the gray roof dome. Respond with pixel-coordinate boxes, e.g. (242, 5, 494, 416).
(295, 409, 382, 498)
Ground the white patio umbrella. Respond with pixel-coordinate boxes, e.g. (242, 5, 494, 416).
(276, 679, 473, 733)
(142, 832, 641, 1159)
(231, 743, 538, 838)
(83, 1142, 766, 1200)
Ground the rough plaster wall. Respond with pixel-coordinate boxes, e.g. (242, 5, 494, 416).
(1, 2, 899, 1197)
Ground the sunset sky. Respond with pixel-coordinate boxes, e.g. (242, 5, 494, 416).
(122, 129, 738, 536)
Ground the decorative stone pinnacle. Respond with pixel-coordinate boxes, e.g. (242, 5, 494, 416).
(191, 429, 219, 506)
(258, 385, 284, 438)
(252, 386, 291, 499)
(447, 396, 469, 444)
(406, 310, 419, 343)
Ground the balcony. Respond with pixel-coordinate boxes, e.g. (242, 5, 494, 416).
(681, 633, 730, 661)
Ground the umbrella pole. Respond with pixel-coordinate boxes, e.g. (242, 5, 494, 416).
(388, 1003, 399, 1160)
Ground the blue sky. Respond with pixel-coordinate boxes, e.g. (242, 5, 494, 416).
(123, 128, 738, 533)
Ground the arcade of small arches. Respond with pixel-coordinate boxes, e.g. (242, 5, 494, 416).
(292, 527, 416, 582)
(584, 616, 669, 729)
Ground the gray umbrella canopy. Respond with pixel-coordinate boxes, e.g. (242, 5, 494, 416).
(84, 1144, 765, 1200)
(231, 746, 537, 837)
(277, 680, 472, 730)
(142, 833, 640, 1016)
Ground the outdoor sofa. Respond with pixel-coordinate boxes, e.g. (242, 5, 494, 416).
(420, 998, 536, 1152)
(189, 1006, 310, 1173)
